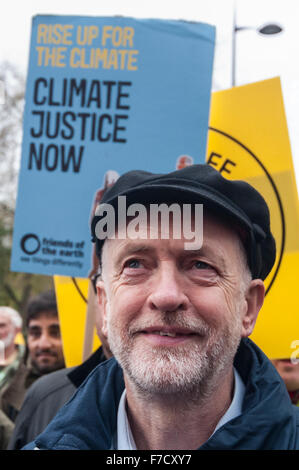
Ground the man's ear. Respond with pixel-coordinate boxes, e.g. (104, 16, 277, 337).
(241, 279, 265, 338)
(96, 281, 108, 337)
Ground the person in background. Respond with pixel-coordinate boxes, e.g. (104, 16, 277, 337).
(0, 307, 23, 367)
(8, 279, 112, 449)
(1, 290, 65, 430)
(0, 306, 24, 448)
(0, 306, 25, 417)
(272, 358, 299, 407)
(25, 290, 65, 376)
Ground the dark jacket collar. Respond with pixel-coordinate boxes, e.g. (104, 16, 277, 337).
(67, 347, 107, 388)
(34, 358, 124, 450)
(30, 338, 299, 450)
(201, 338, 299, 449)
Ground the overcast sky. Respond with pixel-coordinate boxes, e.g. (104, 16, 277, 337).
(1, 0, 299, 188)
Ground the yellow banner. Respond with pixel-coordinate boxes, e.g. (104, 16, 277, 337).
(207, 77, 299, 359)
(54, 275, 100, 367)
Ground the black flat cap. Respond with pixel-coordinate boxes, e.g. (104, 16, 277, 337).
(91, 164, 276, 280)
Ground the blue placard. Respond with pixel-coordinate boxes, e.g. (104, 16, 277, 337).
(11, 15, 215, 277)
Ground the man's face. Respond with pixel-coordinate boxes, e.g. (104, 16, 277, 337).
(0, 314, 17, 349)
(272, 359, 299, 392)
(98, 214, 264, 397)
(27, 312, 65, 374)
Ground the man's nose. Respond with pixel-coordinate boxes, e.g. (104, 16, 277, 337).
(147, 263, 188, 313)
(37, 332, 52, 349)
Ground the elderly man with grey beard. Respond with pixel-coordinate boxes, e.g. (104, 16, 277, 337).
(0, 307, 24, 448)
(23, 164, 299, 450)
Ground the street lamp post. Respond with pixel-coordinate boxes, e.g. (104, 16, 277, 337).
(232, 12, 283, 87)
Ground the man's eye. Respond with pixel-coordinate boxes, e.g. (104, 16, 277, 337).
(193, 260, 211, 270)
(29, 330, 41, 339)
(125, 259, 142, 269)
(49, 326, 61, 339)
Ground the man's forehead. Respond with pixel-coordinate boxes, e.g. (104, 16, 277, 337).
(0, 314, 12, 324)
(103, 221, 238, 265)
(114, 241, 224, 267)
(28, 313, 59, 326)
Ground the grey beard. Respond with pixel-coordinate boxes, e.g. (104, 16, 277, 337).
(107, 313, 242, 403)
(1, 330, 15, 349)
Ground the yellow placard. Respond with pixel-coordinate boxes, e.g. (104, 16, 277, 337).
(207, 77, 299, 359)
(54, 275, 99, 367)
(14, 332, 25, 345)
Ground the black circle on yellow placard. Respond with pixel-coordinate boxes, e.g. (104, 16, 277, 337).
(71, 277, 88, 304)
(208, 127, 285, 296)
